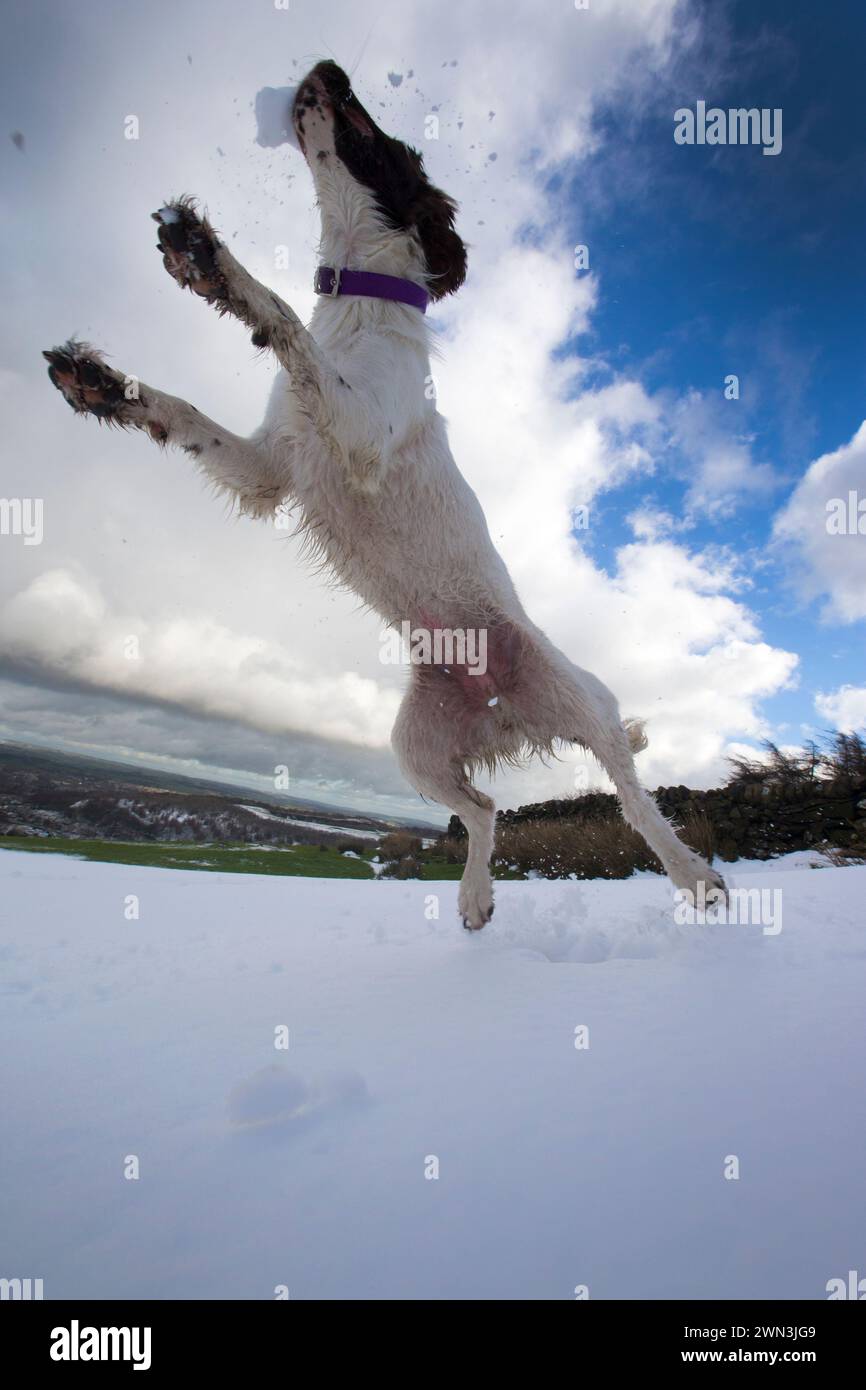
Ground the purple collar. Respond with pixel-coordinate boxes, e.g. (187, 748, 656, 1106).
(314, 265, 429, 314)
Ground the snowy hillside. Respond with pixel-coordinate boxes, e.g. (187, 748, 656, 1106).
(1, 849, 864, 1300)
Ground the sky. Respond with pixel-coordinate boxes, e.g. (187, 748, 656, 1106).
(0, 0, 864, 823)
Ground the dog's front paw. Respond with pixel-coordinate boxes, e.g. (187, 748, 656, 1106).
(43, 341, 137, 423)
(153, 198, 228, 302)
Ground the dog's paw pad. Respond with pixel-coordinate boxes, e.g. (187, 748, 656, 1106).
(153, 199, 227, 301)
(461, 900, 495, 932)
(43, 341, 132, 420)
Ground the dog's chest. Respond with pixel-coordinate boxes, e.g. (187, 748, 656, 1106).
(295, 440, 423, 585)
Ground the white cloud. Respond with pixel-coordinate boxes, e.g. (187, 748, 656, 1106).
(627, 505, 685, 541)
(773, 422, 866, 622)
(668, 389, 780, 519)
(0, 570, 399, 747)
(815, 684, 866, 733)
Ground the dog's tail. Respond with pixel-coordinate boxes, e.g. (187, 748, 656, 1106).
(623, 717, 648, 754)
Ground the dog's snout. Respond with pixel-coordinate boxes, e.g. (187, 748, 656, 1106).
(294, 62, 354, 115)
(294, 78, 325, 114)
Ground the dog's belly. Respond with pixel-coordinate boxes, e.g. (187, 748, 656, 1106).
(410, 609, 524, 703)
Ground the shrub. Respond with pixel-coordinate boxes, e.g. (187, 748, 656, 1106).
(726, 732, 866, 791)
(381, 855, 424, 880)
(726, 740, 822, 790)
(377, 831, 423, 861)
(437, 835, 468, 865)
(821, 731, 866, 782)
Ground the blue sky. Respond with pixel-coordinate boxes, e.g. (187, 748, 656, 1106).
(558, 0, 866, 743)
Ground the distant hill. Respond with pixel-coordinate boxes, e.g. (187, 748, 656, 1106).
(0, 741, 438, 846)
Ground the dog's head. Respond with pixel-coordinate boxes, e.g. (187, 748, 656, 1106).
(292, 61, 467, 301)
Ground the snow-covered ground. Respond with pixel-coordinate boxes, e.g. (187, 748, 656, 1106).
(235, 804, 382, 840)
(0, 848, 863, 1300)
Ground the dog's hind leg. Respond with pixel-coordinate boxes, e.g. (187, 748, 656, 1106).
(589, 716, 727, 900)
(539, 654, 727, 901)
(43, 341, 290, 520)
(392, 682, 496, 931)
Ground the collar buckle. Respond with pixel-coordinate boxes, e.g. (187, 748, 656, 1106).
(315, 266, 341, 297)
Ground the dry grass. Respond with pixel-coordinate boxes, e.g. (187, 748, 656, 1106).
(493, 814, 662, 880)
(823, 842, 866, 866)
(675, 807, 717, 864)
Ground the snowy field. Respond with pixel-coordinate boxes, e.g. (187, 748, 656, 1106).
(1, 847, 864, 1301)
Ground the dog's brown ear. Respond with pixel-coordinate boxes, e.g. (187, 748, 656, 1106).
(411, 181, 467, 300)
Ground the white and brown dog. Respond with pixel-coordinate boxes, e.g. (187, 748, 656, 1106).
(45, 60, 726, 928)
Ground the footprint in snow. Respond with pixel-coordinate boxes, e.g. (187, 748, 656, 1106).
(227, 1064, 369, 1135)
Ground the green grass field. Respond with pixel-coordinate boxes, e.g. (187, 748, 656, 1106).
(0, 835, 376, 879)
(0, 836, 528, 881)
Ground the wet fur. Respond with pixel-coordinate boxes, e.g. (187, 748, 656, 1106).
(44, 61, 726, 929)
